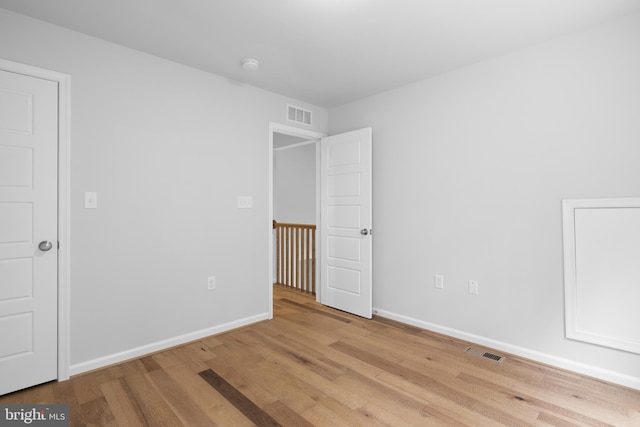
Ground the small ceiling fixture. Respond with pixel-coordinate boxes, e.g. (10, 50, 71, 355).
(241, 58, 259, 71)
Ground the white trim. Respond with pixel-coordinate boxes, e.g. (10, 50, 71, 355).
(273, 139, 316, 151)
(270, 122, 325, 141)
(314, 139, 321, 303)
(373, 307, 640, 391)
(268, 122, 326, 318)
(70, 313, 269, 376)
(0, 58, 71, 382)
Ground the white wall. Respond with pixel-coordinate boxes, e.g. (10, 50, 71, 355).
(0, 9, 328, 371)
(273, 143, 316, 224)
(329, 13, 640, 387)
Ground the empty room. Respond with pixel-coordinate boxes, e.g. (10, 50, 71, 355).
(1, 1, 639, 425)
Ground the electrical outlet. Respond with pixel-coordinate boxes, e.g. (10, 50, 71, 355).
(237, 196, 253, 209)
(207, 276, 216, 290)
(469, 280, 479, 295)
(434, 274, 444, 289)
(84, 192, 97, 209)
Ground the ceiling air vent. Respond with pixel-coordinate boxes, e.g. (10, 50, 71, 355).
(287, 104, 312, 126)
(465, 346, 505, 363)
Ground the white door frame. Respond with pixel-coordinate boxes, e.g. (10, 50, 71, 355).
(0, 58, 71, 381)
(268, 122, 326, 319)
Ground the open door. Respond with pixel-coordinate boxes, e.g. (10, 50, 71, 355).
(320, 128, 372, 318)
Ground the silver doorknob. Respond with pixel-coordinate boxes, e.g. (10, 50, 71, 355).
(38, 241, 53, 251)
(360, 229, 369, 236)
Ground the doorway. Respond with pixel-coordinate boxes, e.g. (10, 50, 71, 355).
(268, 123, 374, 320)
(268, 123, 326, 319)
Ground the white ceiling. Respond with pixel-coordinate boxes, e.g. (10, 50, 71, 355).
(2, 0, 640, 107)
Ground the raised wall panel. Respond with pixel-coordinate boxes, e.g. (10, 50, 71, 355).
(0, 313, 33, 359)
(574, 207, 640, 342)
(0, 258, 33, 300)
(0, 147, 33, 187)
(563, 198, 640, 355)
(328, 236, 360, 262)
(0, 88, 33, 134)
(328, 205, 361, 229)
(0, 203, 32, 244)
(327, 266, 361, 294)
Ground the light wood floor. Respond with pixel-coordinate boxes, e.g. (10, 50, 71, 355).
(2, 286, 639, 426)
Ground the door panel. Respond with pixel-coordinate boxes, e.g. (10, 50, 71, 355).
(0, 146, 33, 186)
(0, 69, 58, 395)
(0, 258, 33, 300)
(320, 128, 372, 318)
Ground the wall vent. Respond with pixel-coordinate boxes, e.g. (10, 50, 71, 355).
(464, 346, 505, 363)
(287, 104, 312, 126)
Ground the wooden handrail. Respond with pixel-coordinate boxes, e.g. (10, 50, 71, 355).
(274, 221, 316, 229)
(273, 220, 316, 295)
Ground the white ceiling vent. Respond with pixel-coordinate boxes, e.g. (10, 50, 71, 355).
(287, 104, 312, 126)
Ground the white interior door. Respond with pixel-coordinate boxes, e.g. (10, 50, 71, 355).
(320, 128, 372, 318)
(0, 69, 58, 395)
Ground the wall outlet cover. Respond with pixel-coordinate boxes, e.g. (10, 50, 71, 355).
(469, 280, 479, 295)
(237, 196, 253, 209)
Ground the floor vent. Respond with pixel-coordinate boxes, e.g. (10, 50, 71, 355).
(287, 104, 312, 126)
(465, 346, 505, 363)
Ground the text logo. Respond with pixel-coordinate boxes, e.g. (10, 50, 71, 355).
(1, 405, 69, 426)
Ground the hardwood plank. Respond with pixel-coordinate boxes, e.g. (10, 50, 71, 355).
(199, 368, 281, 426)
(147, 369, 217, 427)
(139, 355, 162, 373)
(71, 372, 105, 405)
(204, 358, 279, 409)
(537, 411, 589, 427)
(49, 379, 86, 427)
(81, 397, 117, 427)
(278, 298, 352, 323)
(248, 358, 322, 413)
(166, 360, 253, 427)
(100, 378, 148, 427)
(356, 402, 417, 427)
(122, 373, 183, 427)
(301, 396, 369, 427)
(264, 313, 338, 347)
(263, 400, 315, 427)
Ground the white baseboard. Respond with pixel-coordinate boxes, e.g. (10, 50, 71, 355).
(373, 307, 640, 391)
(69, 312, 270, 376)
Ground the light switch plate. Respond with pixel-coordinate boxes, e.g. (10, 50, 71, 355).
(434, 274, 444, 289)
